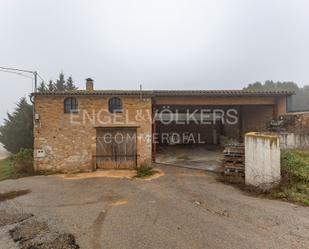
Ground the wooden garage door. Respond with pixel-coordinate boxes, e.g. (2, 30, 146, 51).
(96, 128, 137, 169)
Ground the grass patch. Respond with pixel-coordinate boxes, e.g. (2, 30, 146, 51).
(0, 150, 35, 181)
(135, 164, 158, 178)
(0, 158, 19, 181)
(272, 150, 309, 206)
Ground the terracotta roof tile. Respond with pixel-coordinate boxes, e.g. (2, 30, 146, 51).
(33, 89, 295, 97)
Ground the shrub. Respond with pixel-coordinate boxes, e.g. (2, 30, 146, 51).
(277, 150, 309, 205)
(135, 164, 157, 178)
(12, 149, 34, 174)
(281, 150, 309, 183)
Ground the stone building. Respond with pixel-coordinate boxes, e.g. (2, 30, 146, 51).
(33, 79, 293, 173)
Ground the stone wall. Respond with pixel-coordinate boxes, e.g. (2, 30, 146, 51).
(245, 132, 281, 188)
(34, 95, 152, 173)
(279, 132, 309, 149)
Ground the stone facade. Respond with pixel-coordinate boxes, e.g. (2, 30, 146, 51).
(34, 95, 152, 173)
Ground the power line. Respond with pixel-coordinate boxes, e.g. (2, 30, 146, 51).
(37, 73, 46, 83)
(0, 66, 34, 74)
(0, 66, 39, 92)
(0, 69, 33, 79)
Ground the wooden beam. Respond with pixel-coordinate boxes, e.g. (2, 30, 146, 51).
(155, 96, 277, 106)
(238, 106, 243, 142)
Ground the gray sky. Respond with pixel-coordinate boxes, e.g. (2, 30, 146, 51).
(1, 0, 309, 124)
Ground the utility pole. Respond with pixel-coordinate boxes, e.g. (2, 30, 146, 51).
(0, 66, 45, 134)
(34, 71, 38, 92)
(0, 66, 41, 92)
(140, 83, 143, 100)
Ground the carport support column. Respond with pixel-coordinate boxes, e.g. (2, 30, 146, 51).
(238, 106, 243, 141)
(245, 132, 281, 189)
(152, 99, 157, 162)
(273, 98, 279, 120)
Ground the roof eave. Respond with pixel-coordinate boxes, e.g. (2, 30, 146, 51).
(31, 90, 296, 97)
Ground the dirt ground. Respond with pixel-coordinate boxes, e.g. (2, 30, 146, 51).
(0, 164, 309, 249)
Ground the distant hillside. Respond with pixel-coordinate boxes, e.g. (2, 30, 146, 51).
(0, 143, 9, 159)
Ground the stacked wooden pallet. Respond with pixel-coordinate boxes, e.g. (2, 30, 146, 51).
(223, 143, 245, 177)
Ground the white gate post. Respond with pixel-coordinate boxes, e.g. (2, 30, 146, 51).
(245, 132, 281, 189)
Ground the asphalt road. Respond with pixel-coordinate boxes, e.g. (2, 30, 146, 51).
(0, 165, 309, 249)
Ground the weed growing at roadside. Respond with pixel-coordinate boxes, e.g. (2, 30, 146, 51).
(135, 164, 158, 178)
(273, 150, 309, 206)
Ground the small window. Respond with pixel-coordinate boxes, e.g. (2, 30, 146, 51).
(64, 97, 78, 113)
(109, 97, 122, 113)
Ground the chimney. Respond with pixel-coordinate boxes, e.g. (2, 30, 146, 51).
(86, 78, 94, 91)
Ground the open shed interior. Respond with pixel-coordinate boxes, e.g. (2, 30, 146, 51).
(153, 104, 274, 171)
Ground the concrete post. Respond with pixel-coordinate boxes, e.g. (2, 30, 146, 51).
(245, 132, 281, 189)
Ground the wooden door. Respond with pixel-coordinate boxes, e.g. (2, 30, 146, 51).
(96, 128, 137, 169)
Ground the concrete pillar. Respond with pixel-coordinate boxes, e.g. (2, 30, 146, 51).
(245, 132, 281, 189)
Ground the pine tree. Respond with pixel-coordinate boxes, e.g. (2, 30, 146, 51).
(37, 81, 46, 92)
(0, 98, 33, 153)
(47, 80, 55, 91)
(45, 73, 77, 92)
(55, 72, 66, 91)
(65, 76, 77, 90)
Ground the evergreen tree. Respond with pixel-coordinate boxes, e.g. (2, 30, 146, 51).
(0, 98, 33, 153)
(244, 82, 263, 90)
(45, 73, 78, 91)
(244, 81, 299, 91)
(37, 81, 46, 92)
(264, 80, 276, 90)
(65, 76, 77, 90)
(47, 80, 55, 91)
(55, 72, 66, 91)
(243, 81, 309, 112)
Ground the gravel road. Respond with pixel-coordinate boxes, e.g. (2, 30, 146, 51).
(0, 165, 309, 249)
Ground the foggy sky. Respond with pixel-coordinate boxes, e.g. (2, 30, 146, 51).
(1, 0, 309, 124)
